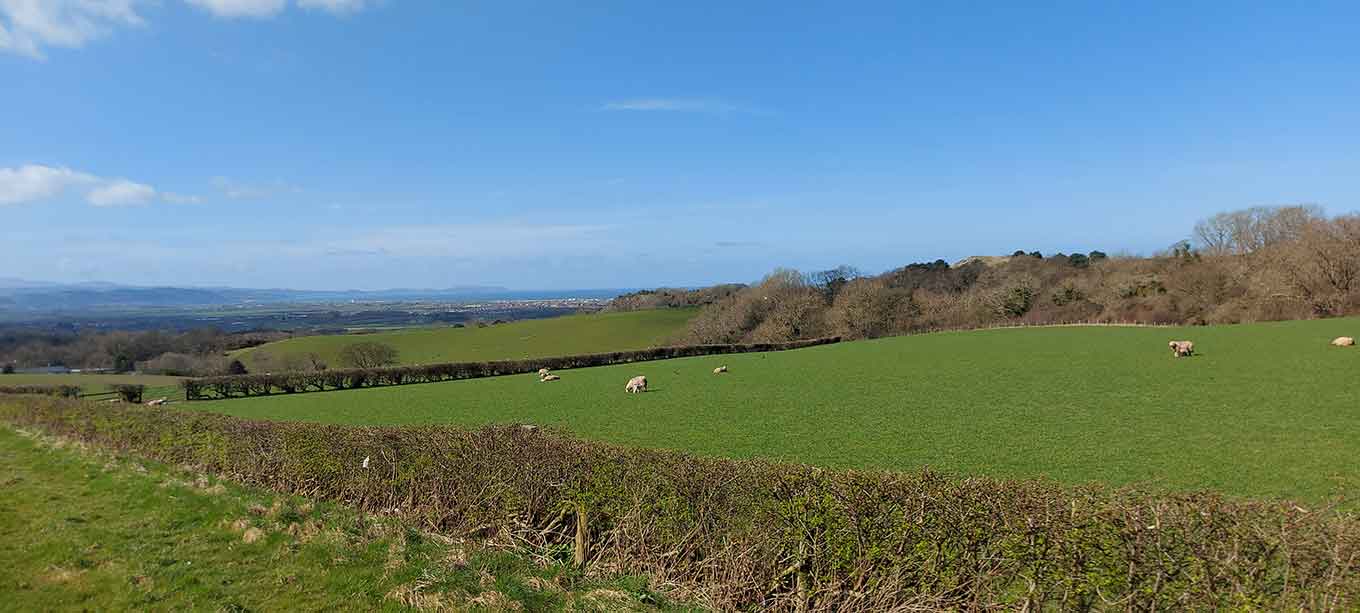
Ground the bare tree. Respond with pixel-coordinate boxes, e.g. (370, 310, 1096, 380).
(1194, 205, 1324, 256)
(338, 342, 400, 369)
(1276, 215, 1360, 315)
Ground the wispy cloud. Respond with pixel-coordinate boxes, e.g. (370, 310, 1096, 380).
(714, 240, 763, 249)
(0, 0, 146, 59)
(1, 0, 381, 58)
(184, 0, 289, 19)
(332, 222, 616, 259)
(0, 164, 199, 207)
(184, 0, 378, 19)
(600, 98, 758, 115)
(211, 176, 302, 200)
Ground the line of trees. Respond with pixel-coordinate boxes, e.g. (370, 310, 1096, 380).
(668, 205, 1360, 344)
(183, 337, 839, 400)
(0, 328, 293, 375)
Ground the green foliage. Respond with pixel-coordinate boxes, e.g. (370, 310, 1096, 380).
(111, 384, 145, 403)
(190, 317, 1360, 502)
(226, 359, 248, 375)
(0, 384, 81, 398)
(3, 396, 1358, 610)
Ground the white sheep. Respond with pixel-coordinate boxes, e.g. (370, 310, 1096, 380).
(625, 375, 647, 393)
(713, 365, 728, 374)
(1331, 336, 1355, 347)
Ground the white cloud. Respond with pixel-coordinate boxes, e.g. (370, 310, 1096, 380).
(296, 0, 372, 14)
(87, 179, 157, 207)
(0, 0, 146, 59)
(0, 164, 97, 205)
(0, 163, 196, 207)
(2, 0, 380, 57)
(184, 0, 287, 19)
(162, 192, 204, 205)
(600, 98, 755, 114)
(211, 176, 301, 200)
(332, 222, 615, 259)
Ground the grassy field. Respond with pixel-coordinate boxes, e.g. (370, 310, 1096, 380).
(0, 373, 183, 399)
(234, 309, 697, 370)
(0, 426, 690, 611)
(191, 318, 1360, 502)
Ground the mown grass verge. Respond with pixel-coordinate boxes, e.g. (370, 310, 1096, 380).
(4, 395, 1358, 610)
(0, 423, 692, 611)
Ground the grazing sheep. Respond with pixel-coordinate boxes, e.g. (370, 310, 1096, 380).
(1332, 336, 1356, 347)
(625, 375, 648, 393)
(537, 368, 551, 378)
(1169, 340, 1195, 357)
(713, 365, 728, 374)
(540, 374, 561, 382)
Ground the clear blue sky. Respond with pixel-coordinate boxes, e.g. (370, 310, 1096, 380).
(3, 1, 1357, 290)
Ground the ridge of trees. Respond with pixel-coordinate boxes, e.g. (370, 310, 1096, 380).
(659, 205, 1359, 344)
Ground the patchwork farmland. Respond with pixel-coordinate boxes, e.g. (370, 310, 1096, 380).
(191, 316, 1360, 502)
(232, 308, 697, 370)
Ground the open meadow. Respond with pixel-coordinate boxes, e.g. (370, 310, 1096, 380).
(0, 373, 184, 399)
(233, 308, 696, 369)
(193, 317, 1360, 502)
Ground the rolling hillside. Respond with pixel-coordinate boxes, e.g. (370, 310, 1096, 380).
(234, 308, 697, 370)
(194, 317, 1360, 502)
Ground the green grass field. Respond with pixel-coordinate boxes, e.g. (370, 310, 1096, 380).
(190, 318, 1360, 502)
(235, 309, 697, 370)
(0, 373, 183, 399)
(0, 426, 689, 611)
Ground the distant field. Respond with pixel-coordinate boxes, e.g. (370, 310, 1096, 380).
(193, 317, 1360, 502)
(234, 308, 697, 369)
(0, 373, 183, 398)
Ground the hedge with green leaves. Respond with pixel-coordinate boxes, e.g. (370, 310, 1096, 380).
(0, 384, 81, 398)
(2, 395, 1357, 610)
(183, 337, 841, 400)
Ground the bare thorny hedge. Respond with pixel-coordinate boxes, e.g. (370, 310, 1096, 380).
(2, 395, 1357, 611)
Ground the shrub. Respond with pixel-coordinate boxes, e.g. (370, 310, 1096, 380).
(0, 384, 81, 398)
(227, 359, 248, 375)
(2, 395, 1358, 611)
(111, 384, 144, 404)
(338, 341, 399, 369)
(1, 363, 12, 374)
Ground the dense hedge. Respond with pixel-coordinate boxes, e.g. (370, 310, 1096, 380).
(111, 384, 145, 404)
(3, 395, 1357, 610)
(183, 337, 841, 400)
(0, 384, 81, 398)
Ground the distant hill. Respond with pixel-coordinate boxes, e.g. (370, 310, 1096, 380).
(0, 279, 632, 312)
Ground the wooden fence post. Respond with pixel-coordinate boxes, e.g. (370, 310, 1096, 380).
(574, 503, 588, 568)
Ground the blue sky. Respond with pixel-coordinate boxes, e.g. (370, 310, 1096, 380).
(3, 1, 1357, 290)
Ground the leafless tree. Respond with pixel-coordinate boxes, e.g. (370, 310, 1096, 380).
(338, 341, 400, 369)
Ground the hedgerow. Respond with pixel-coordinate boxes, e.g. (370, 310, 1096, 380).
(0, 384, 81, 398)
(183, 337, 841, 400)
(1, 395, 1356, 610)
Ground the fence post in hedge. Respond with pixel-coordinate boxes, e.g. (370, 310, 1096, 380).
(574, 503, 589, 568)
(795, 538, 809, 613)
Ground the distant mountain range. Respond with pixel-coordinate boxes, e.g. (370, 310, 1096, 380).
(0, 279, 629, 311)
